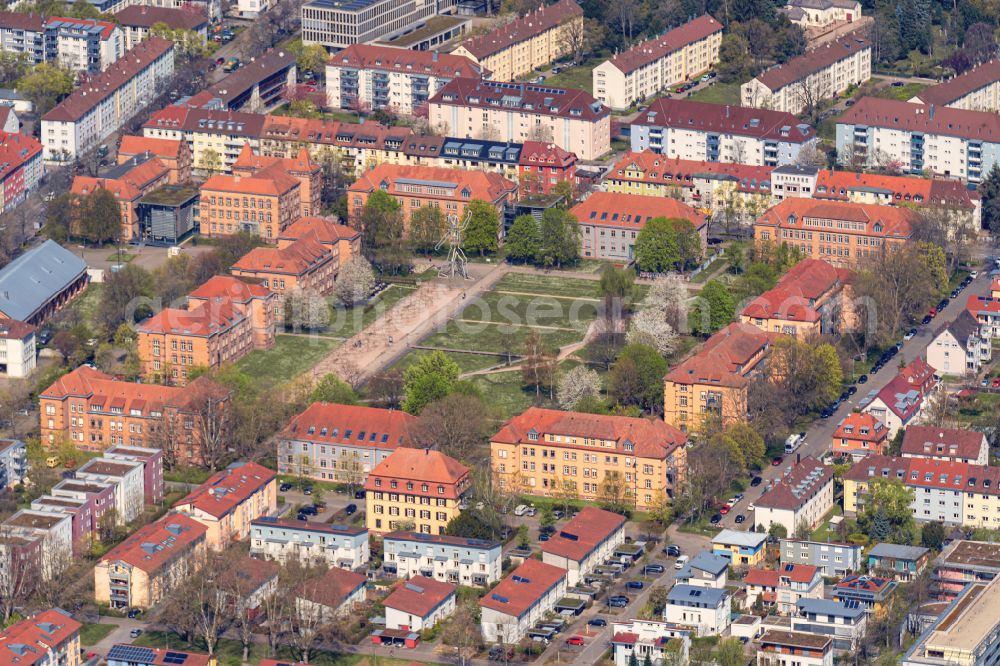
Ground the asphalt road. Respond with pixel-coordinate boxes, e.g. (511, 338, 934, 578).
(717, 266, 998, 531)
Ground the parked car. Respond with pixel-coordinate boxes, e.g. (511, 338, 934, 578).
(626, 581, 644, 590)
(566, 636, 585, 646)
(892, 81, 905, 86)
(279, 483, 292, 492)
(922, 315, 933, 325)
(588, 618, 607, 627)
(644, 564, 665, 574)
(303, 485, 313, 495)
(553, 510, 565, 520)
(735, 514, 746, 524)
(354, 489, 365, 499)
(710, 513, 723, 525)
(847, 386, 857, 396)
(971, 270, 979, 279)
(992, 378, 1000, 388)
(904, 328, 916, 340)
(609, 596, 629, 607)
(772, 456, 784, 466)
(750, 476, 763, 487)
(539, 533, 551, 541)
(664, 545, 681, 557)
(858, 374, 868, 384)
(130, 629, 143, 638)
(719, 505, 730, 515)
(127, 608, 142, 619)
(345, 503, 357, 515)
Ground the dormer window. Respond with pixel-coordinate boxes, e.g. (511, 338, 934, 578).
(528, 430, 539, 441)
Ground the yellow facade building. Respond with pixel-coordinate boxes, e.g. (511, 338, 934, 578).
(489, 408, 688, 511)
(365, 447, 471, 535)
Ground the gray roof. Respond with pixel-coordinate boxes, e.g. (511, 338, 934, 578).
(796, 598, 865, 619)
(772, 164, 819, 176)
(667, 584, 727, 606)
(0, 241, 87, 322)
(868, 543, 929, 560)
(680, 551, 730, 577)
(713, 529, 768, 549)
(935, 310, 982, 350)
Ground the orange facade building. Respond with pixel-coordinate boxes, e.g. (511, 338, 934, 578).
(136, 276, 275, 385)
(117, 135, 192, 184)
(832, 412, 888, 460)
(199, 172, 300, 240)
(347, 164, 516, 235)
(39, 366, 230, 465)
(278, 216, 361, 265)
(71, 154, 170, 241)
(232, 144, 321, 218)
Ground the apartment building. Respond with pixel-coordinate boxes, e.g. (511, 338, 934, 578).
(0, 131, 45, 216)
(142, 107, 266, 173)
(0, 321, 35, 379)
(517, 141, 577, 195)
(744, 564, 823, 615)
(107, 646, 212, 666)
(278, 216, 361, 265)
(593, 15, 722, 110)
(76, 457, 145, 523)
(757, 632, 833, 666)
(867, 544, 930, 581)
(742, 34, 871, 114)
(630, 98, 817, 166)
(301, 0, 456, 50)
(833, 575, 896, 615)
(934, 540, 1000, 601)
(45, 17, 123, 73)
(451, 0, 582, 82)
(610, 621, 691, 666)
(782, 0, 860, 27)
(231, 144, 321, 218)
(382, 531, 502, 586)
(365, 447, 470, 535)
(113, 5, 209, 50)
(0, 439, 27, 489)
(104, 445, 163, 505)
(663, 322, 773, 433)
(911, 58, 1000, 112)
(326, 44, 484, 116)
(95, 513, 207, 609)
(136, 276, 275, 384)
(0, 511, 72, 578)
(753, 198, 916, 269)
(664, 585, 730, 635)
(967, 290, 1000, 340)
(199, 171, 300, 240)
(571, 191, 706, 263)
(251, 517, 369, 569)
(480, 558, 567, 643)
(231, 233, 338, 318)
(754, 457, 835, 536)
(928, 310, 993, 378)
(196, 48, 297, 114)
(779, 538, 863, 577)
(836, 97, 1000, 182)
(676, 551, 729, 589)
(50, 478, 116, 532)
(277, 402, 418, 483)
(0, 11, 45, 64)
(117, 135, 192, 185)
(257, 115, 413, 173)
(384, 576, 456, 631)
(831, 412, 888, 460)
(860, 357, 937, 438)
(71, 153, 171, 241)
(294, 566, 367, 621)
(0, 240, 87, 328)
(490, 407, 688, 511)
(740, 258, 854, 339)
(903, 575, 1000, 666)
(792, 599, 867, 651)
(540, 507, 625, 586)
(41, 37, 174, 162)
(0, 609, 81, 666)
(429, 78, 610, 160)
(30, 494, 93, 551)
(902, 425, 989, 466)
(174, 461, 276, 549)
(348, 163, 516, 235)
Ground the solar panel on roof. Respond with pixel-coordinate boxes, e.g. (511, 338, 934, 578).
(404, 583, 425, 593)
(491, 593, 508, 603)
(162, 652, 189, 665)
(108, 645, 156, 664)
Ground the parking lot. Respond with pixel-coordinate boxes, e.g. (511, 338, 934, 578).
(278, 481, 366, 525)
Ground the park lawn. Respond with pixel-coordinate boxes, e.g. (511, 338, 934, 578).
(106, 252, 135, 263)
(324, 285, 416, 337)
(421, 320, 582, 353)
(457, 291, 598, 330)
(79, 623, 115, 645)
(468, 369, 550, 420)
(66, 283, 105, 333)
(543, 58, 601, 94)
(877, 82, 928, 102)
(236, 334, 339, 385)
(687, 81, 741, 105)
(494, 273, 600, 299)
(395, 348, 504, 374)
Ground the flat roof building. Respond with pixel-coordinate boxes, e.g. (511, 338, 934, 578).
(902, 575, 1000, 666)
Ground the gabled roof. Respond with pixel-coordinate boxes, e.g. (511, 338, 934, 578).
(679, 551, 730, 577)
(934, 310, 984, 351)
(281, 402, 417, 451)
(901, 425, 987, 461)
(101, 513, 207, 572)
(754, 33, 869, 91)
(570, 192, 706, 231)
(72, 155, 169, 201)
(0, 132, 43, 185)
(203, 48, 295, 108)
(382, 575, 456, 617)
(755, 198, 917, 240)
(0, 10, 44, 32)
(430, 78, 609, 123)
(144, 107, 266, 138)
(839, 96, 1000, 142)
(349, 163, 516, 202)
(176, 461, 275, 519)
(635, 99, 816, 143)
(664, 322, 773, 388)
(201, 172, 298, 197)
(113, 4, 208, 30)
(911, 59, 1000, 107)
(518, 141, 576, 167)
(279, 216, 360, 244)
(296, 566, 366, 609)
(713, 529, 767, 549)
(231, 234, 332, 277)
(479, 559, 566, 617)
(610, 151, 773, 194)
(118, 135, 186, 161)
(136, 300, 244, 337)
(457, 0, 582, 59)
(188, 275, 271, 303)
(331, 44, 484, 79)
(0, 240, 87, 322)
(541, 507, 626, 561)
(832, 412, 887, 442)
(365, 447, 469, 498)
(0, 610, 80, 666)
(40, 366, 227, 414)
(605, 15, 721, 75)
(755, 457, 833, 511)
(260, 115, 412, 151)
(741, 259, 851, 323)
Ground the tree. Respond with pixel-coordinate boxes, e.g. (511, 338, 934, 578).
(358, 189, 408, 273)
(964, 22, 997, 64)
(368, 369, 404, 409)
(598, 265, 637, 317)
(98, 264, 154, 335)
(310, 374, 359, 404)
(537, 207, 580, 268)
(557, 16, 604, 63)
(688, 280, 735, 336)
(857, 477, 916, 546)
(402, 351, 460, 414)
(716, 33, 753, 83)
(42, 193, 77, 242)
(768, 522, 788, 539)
(410, 205, 445, 256)
(442, 599, 483, 666)
(609, 343, 668, 412)
(284, 287, 330, 330)
(51, 329, 80, 365)
(598, 470, 631, 515)
(334, 255, 376, 305)
(505, 214, 541, 263)
(854, 244, 940, 347)
(462, 200, 500, 256)
(198, 148, 223, 175)
(979, 162, 1000, 232)
(413, 393, 489, 463)
(767, 337, 844, 414)
(521, 330, 554, 398)
(715, 638, 746, 666)
(634, 217, 702, 273)
(187, 379, 233, 471)
(921, 521, 946, 551)
(16, 62, 74, 116)
(297, 43, 328, 74)
(627, 308, 678, 356)
(79, 187, 122, 244)
(557, 365, 602, 410)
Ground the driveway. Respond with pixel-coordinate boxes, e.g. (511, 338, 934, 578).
(717, 267, 997, 531)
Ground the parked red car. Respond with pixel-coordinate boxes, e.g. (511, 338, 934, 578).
(719, 505, 731, 515)
(772, 456, 784, 466)
(992, 378, 1000, 388)
(566, 636, 585, 646)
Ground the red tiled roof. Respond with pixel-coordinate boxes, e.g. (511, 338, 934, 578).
(755, 33, 869, 91)
(218, 555, 279, 596)
(839, 96, 1000, 142)
(201, 172, 298, 197)
(479, 558, 566, 617)
(114, 4, 207, 30)
(349, 163, 516, 203)
(43, 38, 173, 123)
(901, 425, 986, 461)
(844, 455, 1000, 496)
(40, 365, 225, 414)
(232, 233, 332, 276)
(102, 513, 207, 572)
(331, 44, 484, 79)
(458, 0, 582, 59)
(967, 294, 1000, 318)
(0, 132, 43, 184)
(833, 412, 887, 442)
(0, 609, 80, 666)
(431, 78, 608, 123)
(610, 151, 773, 194)
(260, 115, 412, 151)
(492, 407, 687, 460)
(635, 99, 815, 143)
(0, 319, 35, 341)
(72, 156, 169, 201)
(46, 15, 117, 40)
(0, 10, 44, 31)
(144, 107, 266, 138)
(541, 507, 626, 561)
(612, 632, 640, 645)
(296, 566, 366, 609)
(665, 322, 773, 388)
(176, 461, 274, 519)
(365, 448, 469, 498)
(741, 259, 851, 323)
(233, 143, 317, 177)
(607, 15, 721, 75)
(281, 403, 417, 450)
(570, 192, 706, 230)
(755, 457, 833, 511)
(755, 198, 916, 239)
(136, 300, 244, 337)
(745, 568, 779, 587)
(780, 563, 820, 584)
(204, 48, 295, 107)
(912, 59, 1000, 107)
(518, 141, 576, 168)
(382, 575, 456, 617)
(118, 135, 185, 160)
(188, 275, 271, 302)
(279, 216, 360, 244)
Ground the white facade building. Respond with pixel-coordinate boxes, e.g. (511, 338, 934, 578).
(250, 517, 369, 570)
(782, 0, 861, 28)
(75, 457, 145, 523)
(0, 321, 35, 379)
(45, 17, 123, 74)
(382, 531, 502, 587)
(754, 457, 835, 536)
(927, 310, 992, 378)
(0, 439, 27, 489)
(664, 584, 731, 636)
(383, 576, 456, 632)
(792, 599, 868, 651)
(0, 510, 72, 579)
(540, 507, 625, 587)
(758, 631, 833, 666)
(610, 621, 691, 666)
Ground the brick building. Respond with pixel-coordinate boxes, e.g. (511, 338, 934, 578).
(117, 134, 192, 184)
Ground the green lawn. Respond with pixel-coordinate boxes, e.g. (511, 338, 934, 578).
(468, 369, 549, 419)
(395, 348, 505, 374)
(810, 504, 844, 542)
(421, 320, 581, 353)
(66, 283, 105, 333)
(457, 291, 598, 330)
(543, 58, 601, 94)
(686, 81, 741, 105)
(236, 334, 340, 385)
(948, 269, 971, 291)
(106, 252, 135, 263)
(876, 82, 928, 102)
(79, 623, 115, 646)
(691, 256, 727, 284)
(322, 285, 417, 337)
(494, 273, 600, 299)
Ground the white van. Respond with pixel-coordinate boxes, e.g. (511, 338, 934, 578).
(514, 504, 528, 516)
(785, 433, 804, 454)
(674, 555, 689, 570)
